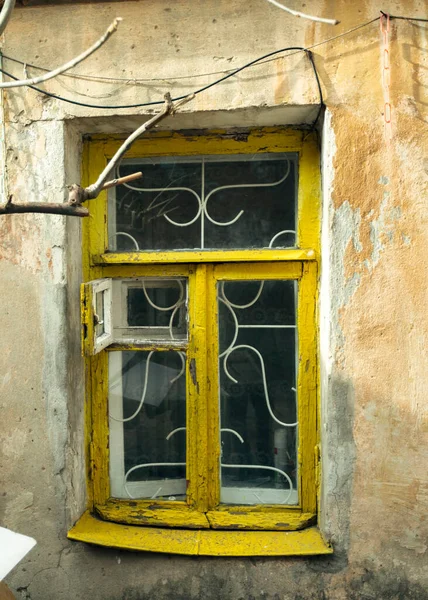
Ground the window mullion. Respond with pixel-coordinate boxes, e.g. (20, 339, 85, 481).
(206, 264, 220, 510)
(186, 264, 211, 512)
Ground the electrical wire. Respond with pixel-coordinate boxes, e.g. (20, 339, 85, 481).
(389, 14, 428, 22)
(0, 46, 322, 113)
(0, 12, 422, 119)
(0, 15, 380, 83)
(0, 12, 424, 87)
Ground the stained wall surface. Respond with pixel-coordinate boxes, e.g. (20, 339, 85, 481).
(0, 1, 427, 599)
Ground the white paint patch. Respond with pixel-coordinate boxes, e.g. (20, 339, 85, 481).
(367, 192, 402, 271)
(2, 429, 28, 458)
(51, 245, 66, 286)
(329, 196, 364, 312)
(320, 110, 336, 371)
(402, 233, 411, 246)
(0, 372, 11, 389)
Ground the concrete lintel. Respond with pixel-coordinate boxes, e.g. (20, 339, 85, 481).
(67, 104, 320, 136)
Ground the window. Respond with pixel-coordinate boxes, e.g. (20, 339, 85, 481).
(70, 129, 331, 556)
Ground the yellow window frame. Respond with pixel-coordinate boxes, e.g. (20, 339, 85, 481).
(69, 128, 332, 556)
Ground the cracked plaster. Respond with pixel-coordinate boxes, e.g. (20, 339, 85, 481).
(1, 0, 428, 599)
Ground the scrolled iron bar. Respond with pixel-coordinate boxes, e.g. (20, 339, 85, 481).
(269, 229, 296, 248)
(221, 463, 293, 504)
(124, 462, 185, 499)
(220, 428, 245, 444)
(160, 427, 295, 505)
(109, 349, 185, 423)
(169, 352, 186, 384)
(223, 344, 298, 427)
(168, 301, 185, 340)
(220, 280, 264, 310)
(142, 278, 184, 312)
(203, 159, 291, 227)
(115, 158, 292, 243)
(165, 426, 187, 441)
(114, 231, 140, 250)
(121, 183, 202, 227)
(218, 297, 240, 359)
(109, 350, 154, 423)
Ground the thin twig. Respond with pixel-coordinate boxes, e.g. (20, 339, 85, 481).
(0, 202, 89, 217)
(0, 0, 16, 37)
(102, 171, 142, 190)
(0, 17, 122, 89)
(86, 94, 174, 197)
(68, 92, 194, 205)
(265, 0, 339, 25)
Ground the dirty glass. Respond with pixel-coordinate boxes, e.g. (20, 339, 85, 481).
(217, 280, 298, 505)
(109, 350, 187, 500)
(113, 278, 188, 343)
(95, 288, 106, 339)
(108, 154, 297, 252)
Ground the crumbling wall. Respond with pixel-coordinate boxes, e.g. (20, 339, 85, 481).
(0, 1, 427, 599)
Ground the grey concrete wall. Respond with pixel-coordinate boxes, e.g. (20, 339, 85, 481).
(0, 1, 427, 599)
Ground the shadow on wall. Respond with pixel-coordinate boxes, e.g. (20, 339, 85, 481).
(402, 21, 428, 120)
(315, 375, 356, 572)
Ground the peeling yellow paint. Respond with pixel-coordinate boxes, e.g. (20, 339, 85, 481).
(68, 511, 332, 556)
(78, 129, 322, 554)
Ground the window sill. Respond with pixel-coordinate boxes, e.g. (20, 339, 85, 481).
(68, 511, 333, 557)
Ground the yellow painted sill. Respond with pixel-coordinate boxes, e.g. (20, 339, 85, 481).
(68, 511, 333, 557)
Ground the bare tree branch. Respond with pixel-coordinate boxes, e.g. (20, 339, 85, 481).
(0, 0, 16, 37)
(0, 94, 193, 218)
(265, 0, 339, 25)
(68, 92, 194, 206)
(0, 202, 89, 217)
(0, 174, 142, 218)
(0, 17, 122, 89)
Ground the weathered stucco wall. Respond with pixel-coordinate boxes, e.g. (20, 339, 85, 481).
(0, 1, 427, 598)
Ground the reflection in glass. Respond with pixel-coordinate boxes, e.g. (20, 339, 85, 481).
(113, 278, 188, 343)
(108, 154, 297, 252)
(95, 289, 105, 339)
(218, 280, 298, 505)
(109, 351, 186, 500)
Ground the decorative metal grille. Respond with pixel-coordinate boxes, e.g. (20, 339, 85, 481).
(218, 279, 298, 505)
(109, 153, 297, 252)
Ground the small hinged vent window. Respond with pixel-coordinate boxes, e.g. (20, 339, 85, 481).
(81, 277, 188, 355)
(81, 278, 113, 356)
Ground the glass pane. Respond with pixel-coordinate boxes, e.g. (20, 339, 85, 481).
(108, 154, 297, 252)
(109, 350, 186, 500)
(112, 278, 188, 343)
(218, 280, 298, 506)
(95, 289, 106, 338)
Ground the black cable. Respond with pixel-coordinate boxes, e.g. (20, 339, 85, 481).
(2, 12, 424, 84)
(0, 46, 323, 124)
(306, 50, 323, 129)
(389, 14, 428, 22)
